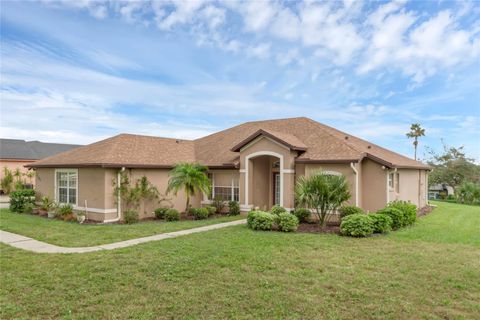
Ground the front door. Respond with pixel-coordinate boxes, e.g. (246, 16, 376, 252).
(273, 173, 280, 206)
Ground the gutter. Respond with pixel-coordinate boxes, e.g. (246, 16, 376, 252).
(350, 162, 359, 207)
(103, 167, 125, 224)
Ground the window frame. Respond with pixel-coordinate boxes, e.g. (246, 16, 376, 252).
(388, 172, 394, 190)
(54, 169, 78, 206)
(206, 172, 239, 203)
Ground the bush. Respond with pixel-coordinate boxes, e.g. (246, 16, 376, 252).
(40, 196, 54, 212)
(228, 201, 240, 216)
(193, 207, 209, 220)
(369, 213, 392, 233)
(248, 211, 274, 231)
(247, 210, 258, 228)
(187, 207, 198, 216)
(23, 202, 35, 214)
(277, 212, 299, 232)
(270, 205, 287, 215)
(206, 206, 217, 216)
(212, 196, 226, 214)
(376, 207, 404, 230)
(57, 203, 73, 217)
(338, 205, 364, 218)
(388, 200, 417, 226)
(154, 207, 168, 219)
(124, 209, 139, 224)
(340, 214, 374, 237)
(165, 208, 180, 221)
(293, 208, 310, 222)
(9, 189, 35, 213)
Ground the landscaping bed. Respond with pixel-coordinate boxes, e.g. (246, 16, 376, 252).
(297, 221, 340, 234)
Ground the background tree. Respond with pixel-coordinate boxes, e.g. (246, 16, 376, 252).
(167, 162, 211, 212)
(406, 123, 425, 160)
(427, 142, 480, 188)
(295, 172, 351, 227)
(1, 167, 14, 194)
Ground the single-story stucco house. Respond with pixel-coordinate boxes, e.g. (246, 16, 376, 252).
(27, 117, 430, 222)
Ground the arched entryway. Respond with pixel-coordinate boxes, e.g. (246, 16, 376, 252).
(244, 151, 284, 211)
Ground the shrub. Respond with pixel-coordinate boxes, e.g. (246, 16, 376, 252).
(40, 196, 54, 212)
(57, 203, 73, 217)
(369, 213, 392, 233)
(154, 207, 168, 219)
(23, 202, 35, 214)
(187, 207, 198, 216)
(165, 208, 180, 221)
(212, 196, 227, 214)
(270, 205, 287, 215)
(193, 207, 209, 220)
(9, 189, 35, 213)
(277, 212, 299, 232)
(124, 209, 139, 224)
(338, 205, 364, 218)
(376, 207, 404, 230)
(340, 214, 374, 237)
(247, 210, 258, 228)
(293, 208, 310, 223)
(249, 211, 275, 231)
(228, 201, 240, 216)
(388, 200, 417, 226)
(206, 206, 217, 216)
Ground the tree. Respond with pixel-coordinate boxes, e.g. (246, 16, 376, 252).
(1, 167, 14, 194)
(406, 123, 425, 160)
(427, 142, 480, 188)
(295, 172, 351, 227)
(456, 181, 480, 205)
(166, 162, 211, 212)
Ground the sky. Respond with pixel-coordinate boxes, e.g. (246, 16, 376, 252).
(1, 0, 479, 162)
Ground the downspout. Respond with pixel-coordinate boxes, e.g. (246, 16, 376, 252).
(103, 167, 125, 224)
(350, 162, 359, 207)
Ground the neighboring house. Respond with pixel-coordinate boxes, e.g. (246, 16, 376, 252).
(0, 139, 81, 188)
(28, 117, 430, 222)
(429, 183, 454, 200)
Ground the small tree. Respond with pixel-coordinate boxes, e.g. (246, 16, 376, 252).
(406, 123, 425, 160)
(166, 162, 211, 212)
(295, 172, 351, 227)
(1, 167, 14, 194)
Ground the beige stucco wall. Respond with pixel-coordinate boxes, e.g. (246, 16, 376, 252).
(361, 159, 387, 212)
(0, 160, 36, 188)
(303, 163, 359, 207)
(389, 168, 429, 208)
(35, 168, 55, 199)
(239, 137, 297, 210)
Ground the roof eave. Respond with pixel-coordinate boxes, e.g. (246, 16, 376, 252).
(230, 129, 307, 152)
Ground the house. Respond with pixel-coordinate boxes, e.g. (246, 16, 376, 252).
(0, 139, 80, 189)
(429, 183, 454, 200)
(27, 117, 430, 222)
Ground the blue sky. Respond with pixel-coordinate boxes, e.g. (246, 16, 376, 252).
(1, 0, 479, 162)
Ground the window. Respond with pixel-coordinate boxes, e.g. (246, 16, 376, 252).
(395, 173, 400, 193)
(209, 173, 239, 202)
(388, 172, 394, 189)
(56, 170, 77, 205)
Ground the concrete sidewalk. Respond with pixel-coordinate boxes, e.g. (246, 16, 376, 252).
(0, 219, 246, 254)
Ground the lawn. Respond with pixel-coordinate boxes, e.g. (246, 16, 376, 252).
(0, 209, 245, 247)
(1, 202, 479, 319)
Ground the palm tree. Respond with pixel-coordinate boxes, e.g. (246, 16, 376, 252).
(295, 172, 351, 227)
(406, 123, 425, 160)
(167, 162, 211, 212)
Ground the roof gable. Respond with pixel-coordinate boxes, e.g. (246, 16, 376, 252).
(230, 129, 307, 152)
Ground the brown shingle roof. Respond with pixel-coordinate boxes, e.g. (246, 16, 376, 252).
(28, 117, 430, 169)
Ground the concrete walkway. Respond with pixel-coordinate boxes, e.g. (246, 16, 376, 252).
(0, 219, 246, 254)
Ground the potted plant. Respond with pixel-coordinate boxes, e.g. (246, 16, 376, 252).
(48, 202, 58, 219)
(39, 196, 53, 216)
(75, 211, 86, 224)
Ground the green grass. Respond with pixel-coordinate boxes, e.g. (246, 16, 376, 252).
(389, 201, 480, 246)
(1, 202, 479, 319)
(0, 209, 244, 247)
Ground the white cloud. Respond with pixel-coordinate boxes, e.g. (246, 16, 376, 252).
(246, 43, 271, 59)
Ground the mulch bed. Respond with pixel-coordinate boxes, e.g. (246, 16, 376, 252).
(417, 205, 436, 217)
(297, 222, 341, 234)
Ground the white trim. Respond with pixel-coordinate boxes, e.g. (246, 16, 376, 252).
(283, 169, 295, 173)
(239, 169, 246, 173)
(350, 162, 359, 207)
(245, 150, 284, 207)
(323, 170, 342, 176)
(201, 200, 213, 205)
(284, 207, 294, 212)
(73, 206, 117, 214)
(54, 169, 78, 206)
(240, 204, 253, 211)
(386, 170, 390, 203)
(240, 136, 290, 153)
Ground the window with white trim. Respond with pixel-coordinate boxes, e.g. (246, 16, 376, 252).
(56, 170, 77, 205)
(388, 172, 394, 189)
(395, 173, 400, 193)
(208, 173, 239, 202)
